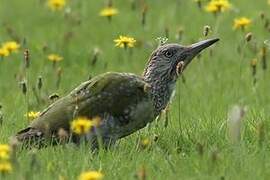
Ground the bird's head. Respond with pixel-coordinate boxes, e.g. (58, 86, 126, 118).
(143, 38, 219, 82)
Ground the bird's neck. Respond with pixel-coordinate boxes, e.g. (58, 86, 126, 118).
(143, 65, 176, 115)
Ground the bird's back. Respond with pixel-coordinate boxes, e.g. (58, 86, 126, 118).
(16, 72, 155, 144)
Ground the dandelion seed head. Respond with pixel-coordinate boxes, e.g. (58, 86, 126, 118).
(156, 37, 168, 45)
(228, 105, 246, 143)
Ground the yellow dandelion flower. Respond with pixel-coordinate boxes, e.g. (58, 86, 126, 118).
(268, 0, 270, 5)
(205, 0, 231, 13)
(205, 3, 218, 13)
(0, 162, 12, 174)
(79, 171, 104, 180)
(25, 111, 40, 120)
(212, 0, 231, 10)
(0, 48, 10, 57)
(0, 144, 10, 160)
(114, 36, 136, 48)
(48, 54, 63, 62)
(71, 117, 101, 135)
(234, 17, 251, 30)
(140, 138, 150, 149)
(99, 7, 118, 17)
(47, 0, 66, 11)
(2, 41, 20, 53)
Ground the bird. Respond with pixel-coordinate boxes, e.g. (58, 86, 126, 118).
(15, 38, 219, 149)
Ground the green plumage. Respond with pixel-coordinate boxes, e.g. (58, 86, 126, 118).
(15, 39, 219, 149)
(16, 72, 155, 147)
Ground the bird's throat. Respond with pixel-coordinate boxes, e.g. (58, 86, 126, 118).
(143, 74, 176, 115)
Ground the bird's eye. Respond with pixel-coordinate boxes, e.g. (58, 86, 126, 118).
(164, 50, 174, 58)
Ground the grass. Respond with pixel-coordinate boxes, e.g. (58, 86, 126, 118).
(1, 0, 270, 179)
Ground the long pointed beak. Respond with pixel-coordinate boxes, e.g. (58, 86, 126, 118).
(188, 38, 219, 55)
(176, 38, 219, 74)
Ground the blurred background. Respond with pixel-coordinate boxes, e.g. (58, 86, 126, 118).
(1, 0, 270, 179)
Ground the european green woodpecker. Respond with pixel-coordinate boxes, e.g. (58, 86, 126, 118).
(15, 38, 219, 149)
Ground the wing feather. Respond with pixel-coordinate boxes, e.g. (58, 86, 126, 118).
(29, 72, 155, 138)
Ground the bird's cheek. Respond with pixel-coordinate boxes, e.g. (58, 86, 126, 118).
(176, 61, 185, 76)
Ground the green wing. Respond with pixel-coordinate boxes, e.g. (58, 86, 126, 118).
(29, 72, 155, 138)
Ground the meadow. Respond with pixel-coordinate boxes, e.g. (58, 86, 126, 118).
(1, 0, 270, 179)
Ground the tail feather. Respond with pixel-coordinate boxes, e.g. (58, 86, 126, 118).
(15, 127, 45, 148)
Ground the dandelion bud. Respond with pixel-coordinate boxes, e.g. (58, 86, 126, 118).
(261, 46, 267, 70)
(141, 5, 148, 27)
(20, 81, 27, 95)
(108, 0, 113, 7)
(195, 0, 202, 9)
(264, 18, 269, 29)
(0, 105, 3, 125)
(250, 58, 257, 85)
(37, 76, 43, 90)
(251, 58, 257, 67)
(203, 25, 211, 37)
(131, 0, 136, 10)
(164, 27, 169, 38)
(24, 49, 30, 68)
(245, 32, 252, 42)
(49, 93, 60, 101)
(260, 12, 265, 20)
